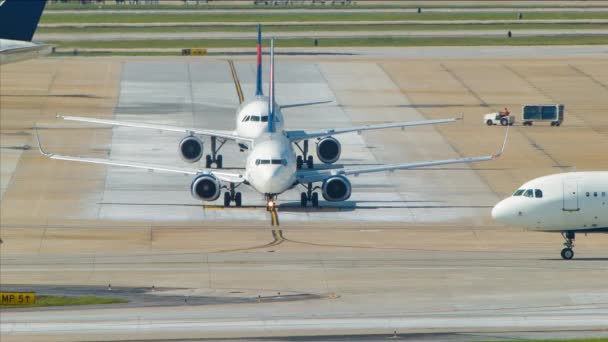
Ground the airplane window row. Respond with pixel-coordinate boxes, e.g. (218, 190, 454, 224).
(586, 191, 607, 197)
(513, 189, 543, 198)
(255, 159, 287, 166)
(242, 115, 280, 123)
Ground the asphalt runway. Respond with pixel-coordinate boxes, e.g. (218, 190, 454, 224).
(1, 47, 608, 341)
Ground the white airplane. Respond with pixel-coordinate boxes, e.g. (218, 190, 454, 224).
(37, 39, 508, 210)
(492, 172, 608, 260)
(57, 24, 459, 170)
(0, 0, 49, 65)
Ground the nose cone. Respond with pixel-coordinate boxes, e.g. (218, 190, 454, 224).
(254, 166, 289, 194)
(491, 198, 519, 225)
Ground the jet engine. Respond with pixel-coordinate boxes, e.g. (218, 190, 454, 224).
(179, 136, 204, 163)
(321, 176, 352, 202)
(316, 137, 341, 164)
(190, 174, 221, 201)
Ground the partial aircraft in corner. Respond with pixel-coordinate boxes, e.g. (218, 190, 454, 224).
(58, 24, 459, 170)
(0, 0, 48, 65)
(37, 38, 509, 211)
(492, 172, 608, 259)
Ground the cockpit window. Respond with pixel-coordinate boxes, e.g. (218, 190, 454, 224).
(535, 189, 543, 198)
(255, 159, 286, 166)
(251, 116, 260, 122)
(242, 116, 249, 122)
(261, 116, 269, 122)
(513, 189, 525, 196)
(524, 189, 533, 198)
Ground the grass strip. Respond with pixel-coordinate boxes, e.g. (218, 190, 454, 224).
(40, 12, 608, 24)
(50, 35, 608, 49)
(37, 23, 608, 34)
(0, 295, 127, 308)
(43, 4, 608, 10)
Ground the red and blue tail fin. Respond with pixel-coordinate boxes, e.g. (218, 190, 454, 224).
(255, 23, 264, 97)
(268, 38, 276, 133)
(0, 0, 47, 41)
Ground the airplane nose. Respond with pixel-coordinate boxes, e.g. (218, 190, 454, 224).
(491, 200, 506, 221)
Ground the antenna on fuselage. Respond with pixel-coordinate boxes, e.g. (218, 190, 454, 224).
(255, 23, 264, 97)
(268, 38, 276, 133)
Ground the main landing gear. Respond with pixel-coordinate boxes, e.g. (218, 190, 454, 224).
(295, 140, 314, 169)
(223, 183, 242, 208)
(560, 231, 575, 260)
(206, 136, 227, 169)
(300, 183, 319, 208)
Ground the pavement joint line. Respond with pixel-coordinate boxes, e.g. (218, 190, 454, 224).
(568, 64, 608, 91)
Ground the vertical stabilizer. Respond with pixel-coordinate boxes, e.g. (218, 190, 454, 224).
(267, 38, 276, 133)
(0, 0, 47, 41)
(255, 23, 264, 96)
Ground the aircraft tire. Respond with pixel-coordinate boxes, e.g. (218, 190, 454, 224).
(235, 192, 242, 207)
(486, 120, 493, 126)
(307, 156, 314, 169)
(561, 248, 574, 260)
(216, 155, 223, 169)
(300, 192, 307, 208)
(311, 193, 319, 208)
(205, 155, 213, 168)
(297, 156, 303, 169)
(223, 192, 231, 207)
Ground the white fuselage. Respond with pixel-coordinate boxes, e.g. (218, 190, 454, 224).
(492, 172, 608, 232)
(235, 96, 284, 140)
(245, 132, 296, 195)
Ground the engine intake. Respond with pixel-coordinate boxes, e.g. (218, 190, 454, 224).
(179, 136, 204, 163)
(316, 137, 341, 164)
(322, 176, 352, 202)
(190, 174, 221, 201)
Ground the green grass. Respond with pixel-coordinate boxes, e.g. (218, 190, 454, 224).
(0, 295, 127, 308)
(40, 12, 608, 24)
(43, 3, 608, 11)
(490, 339, 608, 342)
(37, 23, 608, 34)
(50, 35, 608, 50)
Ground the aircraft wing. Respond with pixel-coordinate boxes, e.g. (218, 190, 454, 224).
(59, 115, 252, 144)
(34, 128, 245, 184)
(285, 118, 459, 142)
(280, 100, 333, 110)
(297, 127, 508, 184)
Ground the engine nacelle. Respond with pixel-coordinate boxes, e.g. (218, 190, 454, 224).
(190, 174, 221, 202)
(316, 136, 341, 164)
(179, 136, 204, 163)
(322, 176, 352, 202)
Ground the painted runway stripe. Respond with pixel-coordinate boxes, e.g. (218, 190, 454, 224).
(228, 60, 245, 104)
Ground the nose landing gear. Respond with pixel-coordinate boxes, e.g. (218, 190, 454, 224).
(560, 231, 575, 260)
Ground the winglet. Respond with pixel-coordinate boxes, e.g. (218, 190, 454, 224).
(33, 125, 52, 157)
(492, 126, 509, 159)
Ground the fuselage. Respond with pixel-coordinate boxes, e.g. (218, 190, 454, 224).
(245, 132, 296, 195)
(492, 172, 608, 232)
(235, 96, 284, 139)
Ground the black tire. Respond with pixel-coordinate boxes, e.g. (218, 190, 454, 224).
(561, 248, 574, 260)
(307, 156, 314, 169)
(296, 156, 303, 169)
(223, 192, 231, 207)
(509, 122, 514, 126)
(300, 192, 307, 208)
(216, 155, 223, 169)
(311, 193, 319, 208)
(500, 118, 508, 126)
(205, 155, 212, 168)
(486, 120, 493, 126)
(234, 192, 242, 207)
(555, 121, 561, 127)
